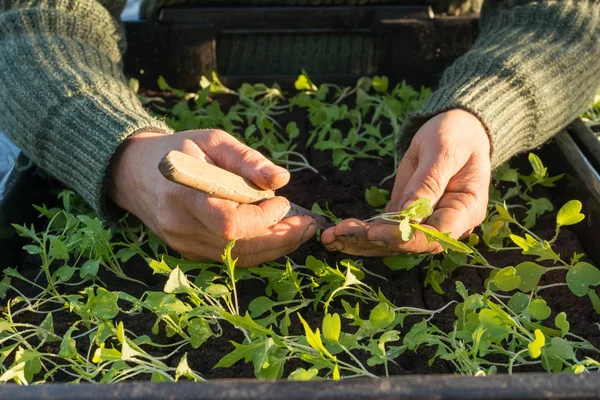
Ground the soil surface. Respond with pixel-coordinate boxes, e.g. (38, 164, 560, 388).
(4, 102, 600, 381)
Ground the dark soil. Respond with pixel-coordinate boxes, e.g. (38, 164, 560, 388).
(4, 102, 600, 381)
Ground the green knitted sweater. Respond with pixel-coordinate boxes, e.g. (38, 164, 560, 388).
(0, 1, 599, 217)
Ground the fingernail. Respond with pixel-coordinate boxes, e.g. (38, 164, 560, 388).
(368, 240, 387, 248)
(279, 205, 291, 221)
(325, 241, 344, 252)
(401, 199, 414, 210)
(338, 234, 358, 244)
(302, 223, 317, 242)
(260, 164, 287, 177)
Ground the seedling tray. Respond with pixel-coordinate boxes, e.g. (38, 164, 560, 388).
(1, 6, 599, 397)
(0, 120, 599, 398)
(1, 371, 599, 400)
(123, 7, 478, 90)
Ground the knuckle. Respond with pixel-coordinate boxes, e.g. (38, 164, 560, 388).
(204, 129, 227, 146)
(419, 174, 443, 198)
(237, 146, 264, 169)
(218, 220, 239, 242)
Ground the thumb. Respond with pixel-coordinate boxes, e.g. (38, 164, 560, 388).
(197, 129, 290, 190)
(397, 154, 452, 212)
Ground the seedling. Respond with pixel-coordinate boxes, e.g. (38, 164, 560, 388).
(1, 77, 599, 385)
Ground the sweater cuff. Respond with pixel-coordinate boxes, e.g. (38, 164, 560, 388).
(48, 92, 172, 218)
(398, 64, 537, 171)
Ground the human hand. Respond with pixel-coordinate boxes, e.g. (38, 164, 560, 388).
(320, 109, 491, 256)
(109, 129, 317, 266)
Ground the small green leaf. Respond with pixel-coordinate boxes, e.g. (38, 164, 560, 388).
(507, 292, 529, 314)
(164, 268, 193, 294)
(468, 234, 480, 247)
(528, 329, 545, 359)
(49, 237, 69, 261)
(497, 168, 519, 184)
(38, 313, 59, 343)
(403, 198, 434, 220)
(90, 288, 119, 320)
(322, 313, 341, 343)
(566, 262, 600, 297)
(365, 186, 389, 208)
(554, 312, 570, 336)
(305, 256, 326, 275)
(494, 203, 515, 222)
(92, 346, 121, 363)
(529, 299, 551, 321)
(288, 368, 319, 381)
(528, 153, 547, 179)
(286, 122, 300, 139)
(510, 234, 560, 262)
(205, 284, 230, 298)
(383, 254, 426, 271)
(295, 70, 317, 91)
(148, 258, 172, 275)
(157, 75, 171, 91)
(398, 218, 413, 241)
(492, 267, 521, 292)
(128, 77, 139, 93)
(248, 296, 277, 318)
(515, 262, 546, 292)
(175, 353, 199, 381)
(22, 245, 42, 255)
(372, 76, 389, 93)
(188, 318, 213, 348)
(297, 314, 332, 359)
(115, 247, 138, 263)
(547, 337, 576, 361)
(410, 224, 473, 254)
(369, 303, 395, 330)
(219, 311, 272, 336)
(215, 340, 265, 369)
(556, 200, 585, 227)
(80, 259, 100, 279)
(55, 265, 76, 282)
(58, 326, 78, 358)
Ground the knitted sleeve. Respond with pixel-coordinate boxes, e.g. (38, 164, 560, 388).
(0, 0, 172, 216)
(398, 0, 600, 169)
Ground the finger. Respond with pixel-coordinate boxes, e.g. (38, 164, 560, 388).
(174, 216, 317, 266)
(185, 192, 296, 240)
(196, 129, 290, 190)
(366, 222, 442, 254)
(320, 219, 397, 257)
(425, 191, 486, 240)
(394, 149, 453, 212)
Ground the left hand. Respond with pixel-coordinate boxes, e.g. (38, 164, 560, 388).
(320, 109, 491, 256)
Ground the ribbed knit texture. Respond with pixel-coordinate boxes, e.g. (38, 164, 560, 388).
(0, 1, 172, 216)
(398, 0, 600, 169)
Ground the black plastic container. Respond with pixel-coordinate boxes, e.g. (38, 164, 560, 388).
(123, 6, 478, 90)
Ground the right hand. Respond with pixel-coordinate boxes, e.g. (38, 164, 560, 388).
(108, 129, 317, 266)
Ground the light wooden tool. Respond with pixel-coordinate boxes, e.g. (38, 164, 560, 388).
(158, 150, 333, 229)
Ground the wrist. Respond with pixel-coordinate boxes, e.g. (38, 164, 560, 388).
(108, 129, 168, 211)
(442, 108, 490, 155)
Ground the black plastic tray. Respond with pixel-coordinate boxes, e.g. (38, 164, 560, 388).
(1, 123, 599, 399)
(123, 7, 478, 90)
(1, 371, 599, 400)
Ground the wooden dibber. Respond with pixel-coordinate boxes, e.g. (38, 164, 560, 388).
(159, 151, 276, 204)
(158, 150, 334, 229)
